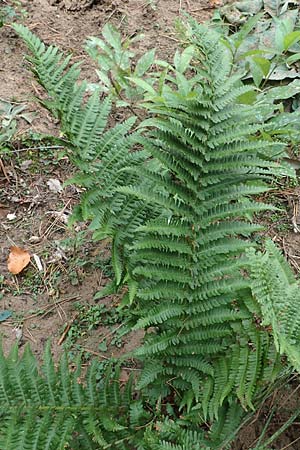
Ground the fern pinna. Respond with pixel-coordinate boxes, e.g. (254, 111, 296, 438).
(12, 21, 300, 450)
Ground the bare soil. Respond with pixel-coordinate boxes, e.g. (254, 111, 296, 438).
(1, 0, 300, 449)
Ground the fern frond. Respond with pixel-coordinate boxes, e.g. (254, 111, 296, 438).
(0, 344, 152, 450)
(248, 241, 300, 372)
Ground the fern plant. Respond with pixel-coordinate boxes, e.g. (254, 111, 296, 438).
(13, 23, 157, 292)
(12, 20, 300, 450)
(117, 26, 297, 420)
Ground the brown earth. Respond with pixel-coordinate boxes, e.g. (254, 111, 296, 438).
(1, 0, 300, 449)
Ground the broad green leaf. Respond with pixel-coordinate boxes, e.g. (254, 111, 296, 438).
(252, 56, 271, 76)
(273, 16, 296, 53)
(96, 69, 111, 88)
(86, 36, 111, 56)
(173, 49, 180, 72)
(249, 60, 264, 87)
(264, 0, 284, 17)
(274, 23, 285, 53)
(220, 0, 262, 24)
(134, 49, 156, 77)
(237, 90, 257, 105)
(94, 280, 118, 300)
(176, 45, 195, 73)
(237, 49, 271, 61)
(220, 37, 234, 54)
(158, 68, 168, 95)
(116, 100, 130, 107)
(279, 7, 299, 28)
(283, 31, 300, 51)
(128, 278, 138, 305)
(154, 59, 171, 68)
(269, 64, 300, 80)
(233, 13, 264, 50)
(260, 79, 300, 101)
(98, 340, 107, 352)
(176, 71, 190, 96)
(102, 23, 122, 51)
(128, 77, 157, 95)
(287, 53, 300, 65)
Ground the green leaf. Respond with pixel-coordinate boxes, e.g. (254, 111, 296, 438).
(95, 69, 111, 89)
(102, 23, 122, 51)
(237, 49, 272, 61)
(252, 56, 271, 77)
(249, 57, 271, 86)
(128, 278, 138, 305)
(176, 71, 191, 96)
(86, 36, 112, 57)
(98, 340, 108, 352)
(259, 79, 300, 102)
(94, 280, 118, 300)
(283, 31, 300, 51)
(274, 16, 295, 53)
(174, 45, 195, 73)
(128, 76, 157, 96)
(286, 52, 300, 65)
(269, 64, 300, 80)
(233, 13, 264, 50)
(134, 49, 156, 77)
(112, 240, 123, 286)
(0, 310, 12, 322)
(264, 0, 285, 17)
(237, 89, 257, 105)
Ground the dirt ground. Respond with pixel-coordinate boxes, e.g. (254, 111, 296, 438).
(1, 0, 300, 448)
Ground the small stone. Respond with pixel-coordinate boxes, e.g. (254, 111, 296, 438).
(6, 213, 17, 220)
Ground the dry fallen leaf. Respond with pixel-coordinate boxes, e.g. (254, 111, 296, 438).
(7, 246, 31, 275)
(210, 0, 224, 6)
(47, 178, 63, 193)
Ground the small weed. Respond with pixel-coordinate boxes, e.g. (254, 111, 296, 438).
(0, 1, 28, 27)
(63, 302, 128, 351)
(95, 360, 111, 381)
(59, 232, 114, 280)
(85, 23, 157, 107)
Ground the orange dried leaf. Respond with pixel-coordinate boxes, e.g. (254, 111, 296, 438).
(7, 246, 31, 275)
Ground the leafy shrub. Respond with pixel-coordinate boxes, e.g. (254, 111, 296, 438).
(0, 100, 33, 156)
(0, 1, 27, 27)
(8, 21, 300, 449)
(209, 3, 300, 88)
(85, 23, 157, 107)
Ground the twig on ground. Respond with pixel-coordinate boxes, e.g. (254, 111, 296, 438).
(82, 347, 110, 359)
(0, 158, 10, 182)
(58, 312, 79, 345)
